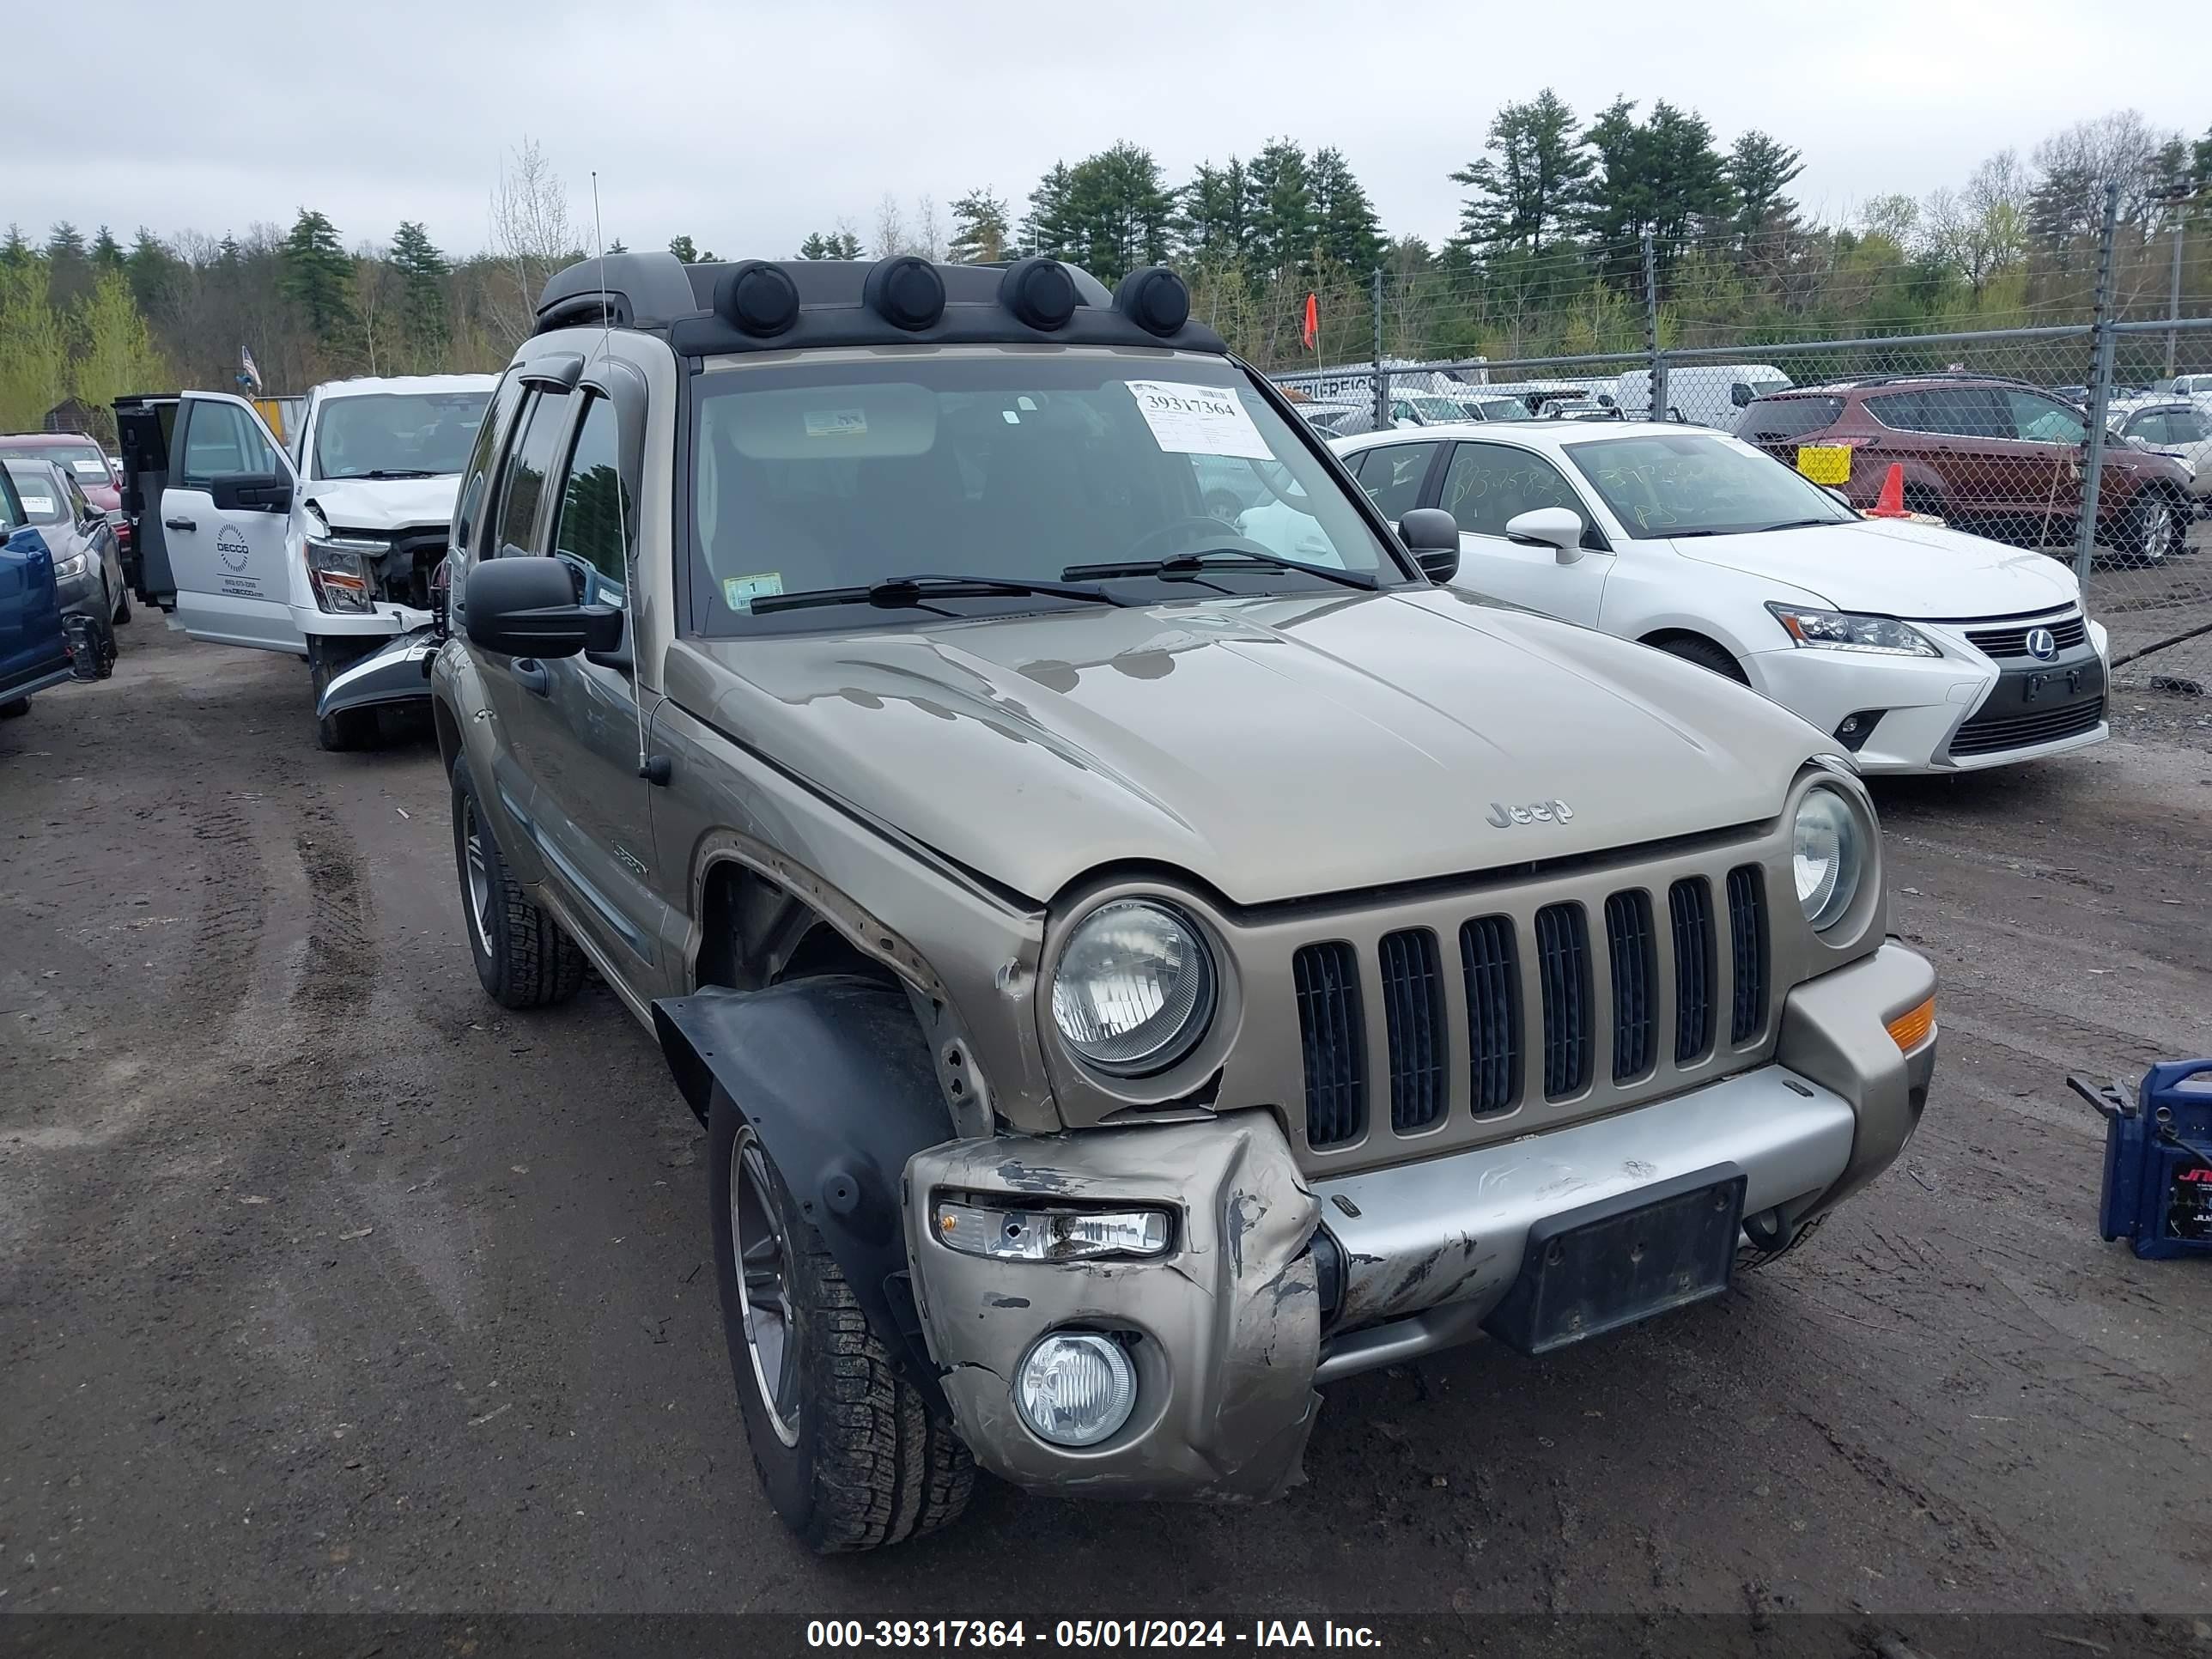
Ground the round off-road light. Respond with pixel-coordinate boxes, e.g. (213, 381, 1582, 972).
(1114, 265, 1190, 336)
(1000, 257, 1079, 330)
(1014, 1332, 1137, 1448)
(865, 255, 945, 331)
(1793, 784, 1864, 933)
(716, 261, 799, 337)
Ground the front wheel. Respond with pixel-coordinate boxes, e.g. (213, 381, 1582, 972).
(0, 698, 29, 720)
(2113, 496, 2181, 568)
(1653, 634, 1749, 684)
(710, 1090, 975, 1552)
(448, 755, 586, 1008)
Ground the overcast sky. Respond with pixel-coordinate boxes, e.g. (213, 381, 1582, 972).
(11, 0, 2203, 261)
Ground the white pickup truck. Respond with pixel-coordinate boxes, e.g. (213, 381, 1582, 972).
(117, 374, 495, 747)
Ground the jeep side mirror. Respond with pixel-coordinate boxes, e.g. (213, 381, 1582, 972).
(1398, 507, 1460, 581)
(209, 471, 293, 514)
(1504, 506, 1589, 563)
(464, 556, 623, 659)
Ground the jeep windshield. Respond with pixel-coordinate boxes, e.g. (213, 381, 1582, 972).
(1564, 431, 1857, 539)
(686, 349, 1409, 633)
(310, 391, 491, 482)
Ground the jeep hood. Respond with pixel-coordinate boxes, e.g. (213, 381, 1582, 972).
(668, 588, 1825, 907)
(301, 475, 462, 533)
(1668, 518, 2080, 618)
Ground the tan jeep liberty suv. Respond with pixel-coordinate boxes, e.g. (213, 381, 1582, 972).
(415, 249, 1940, 1551)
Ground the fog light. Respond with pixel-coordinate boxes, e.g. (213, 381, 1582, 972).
(1014, 1332, 1136, 1448)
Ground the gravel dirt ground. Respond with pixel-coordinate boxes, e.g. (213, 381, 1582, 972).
(3, 618, 2209, 1628)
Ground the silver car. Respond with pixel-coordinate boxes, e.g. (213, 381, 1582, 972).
(2106, 398, 2212, 512)
(404, 252, 1940, 1552)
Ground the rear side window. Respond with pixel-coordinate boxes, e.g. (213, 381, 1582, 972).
(1354, 441, 1439, 517)
(453, 371, 525, 558)
(1738, 397, 1843, 441)
(491, 390, 573, 556)
(177, 401, 278, 489)
(550, 396, 631, 605)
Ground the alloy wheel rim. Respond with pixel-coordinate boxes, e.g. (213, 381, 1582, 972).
(2146, 506, 2175, 562)
(731, 1127, 801, 1447)
(462, 799, 495, 957)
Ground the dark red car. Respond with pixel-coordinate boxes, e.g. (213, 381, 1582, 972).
(1739, 375, 2194, 566)
(0, 432, 130, 574)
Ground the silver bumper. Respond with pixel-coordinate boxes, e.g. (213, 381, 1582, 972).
(315, 624, 437, 720)
(1311, 1066, 1852, 1379)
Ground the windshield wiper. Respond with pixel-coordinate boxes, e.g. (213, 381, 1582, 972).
(1062, 548, 1378, 592)
(749, 573, 1130, 617)
(353, 468, 438, 480)
(1761, 518, 1844, 532)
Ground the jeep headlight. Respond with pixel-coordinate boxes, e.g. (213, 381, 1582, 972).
(1766, 603, 1939, 658)
(1793, 785, 1865, 933)
(1049, 900, 1215, 1075)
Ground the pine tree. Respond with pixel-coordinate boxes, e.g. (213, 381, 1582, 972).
(1060, 144, 1173, 284)
(797, 230, 862, 259)
(1726, 131, 1804, 249)
(126, 228, 179, 319)
(947, 190, 1012, 264)
(668, 234, 716, 263)
(1024, 163, 1079, 261)
(1450, 90, 1592, 255)
(1175, 160, 1251, 270)
(90, 226, 126, 270)
(1244, 139, 1316, 281)
(390, 221, 451, 364)
(280, 208, 356, 348)
(46, 222, 86, 259)
(1310, 148, 1384, 274)
(0, 224, 30, 269)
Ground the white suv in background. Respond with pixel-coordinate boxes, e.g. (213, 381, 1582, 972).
(1314, 421, 2110, 774)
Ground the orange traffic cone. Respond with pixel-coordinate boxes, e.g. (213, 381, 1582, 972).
(1865, 462, 1910, 519)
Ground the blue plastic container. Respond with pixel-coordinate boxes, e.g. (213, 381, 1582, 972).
(2071, 1061, 2212, 1261)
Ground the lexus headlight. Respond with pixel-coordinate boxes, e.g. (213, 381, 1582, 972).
(52, 551, 89, 580)
(1766, 603, 1939, 659)
(1049, 900, 1216, 1075)
(1793, 785, 1865, 933)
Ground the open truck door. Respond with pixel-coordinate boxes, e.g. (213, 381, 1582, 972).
(155, 392, 305, 655)
(113, 394, 177, 608)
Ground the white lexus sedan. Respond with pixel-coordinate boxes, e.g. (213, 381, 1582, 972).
(1302, 421, 2110, 774)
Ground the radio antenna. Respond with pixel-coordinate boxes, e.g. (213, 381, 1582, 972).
(591, 171, 658, 783)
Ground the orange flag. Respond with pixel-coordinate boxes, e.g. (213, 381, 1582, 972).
(1302, 293, 1318, 351)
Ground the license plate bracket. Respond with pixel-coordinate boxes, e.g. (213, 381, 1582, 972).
(1483, 1164, 1747, 1355)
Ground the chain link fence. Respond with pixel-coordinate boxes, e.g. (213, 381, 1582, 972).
(1258, 202, 2212, 711)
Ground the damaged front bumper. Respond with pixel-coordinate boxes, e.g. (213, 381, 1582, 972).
(902, 942, 1936, 1502)
(315, 623, 438, 721)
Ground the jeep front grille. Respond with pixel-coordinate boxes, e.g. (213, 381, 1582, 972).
(1291, 858, 1773, 1159)
(1293, 941, 1366, 1148)
(1377, 928, 1447, 1134)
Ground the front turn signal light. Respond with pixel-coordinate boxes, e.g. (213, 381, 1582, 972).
(1886, 996, 1936, 1053)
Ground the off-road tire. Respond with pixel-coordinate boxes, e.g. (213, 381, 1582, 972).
(1736, 1210, 1830, 1271)
(1654, 634, 1748, 684)
(709, 1086, 975, 1553)
(309, 641, 380, 753)
(448, 755, 586, 1009)
(0, 698, 28, 720)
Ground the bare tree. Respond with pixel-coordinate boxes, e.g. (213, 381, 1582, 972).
(914, 194, 944, 262)
(489, 138, 576, 346)
(873, 193, 907, 261)
(351, 241, 393, 375)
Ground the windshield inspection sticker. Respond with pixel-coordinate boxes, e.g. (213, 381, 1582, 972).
(1125, 380, 1273, 460)
(803, 409, 868, 440)
(723, 572, 785, 613)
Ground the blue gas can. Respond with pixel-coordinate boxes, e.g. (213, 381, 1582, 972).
(2069, 1062, 2212, 1260)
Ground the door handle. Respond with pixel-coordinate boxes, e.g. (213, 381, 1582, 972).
(511, 659, 550, 697)
(163, 516, 197, 532)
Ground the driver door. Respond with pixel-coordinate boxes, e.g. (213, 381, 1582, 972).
(1437, 441, 1611, 625)
(161, 392, 303, 653)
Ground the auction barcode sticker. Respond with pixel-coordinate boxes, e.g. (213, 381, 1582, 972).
(1125, 380, 1273, 460)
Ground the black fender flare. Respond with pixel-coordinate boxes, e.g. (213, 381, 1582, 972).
(652, 975, 954, 1412)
